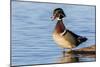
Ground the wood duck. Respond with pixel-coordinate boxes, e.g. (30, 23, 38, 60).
(52, 8, 87, 51)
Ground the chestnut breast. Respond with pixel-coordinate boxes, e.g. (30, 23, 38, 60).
(55, 21, 66, 34)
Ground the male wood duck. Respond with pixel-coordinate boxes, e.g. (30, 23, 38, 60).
(51, 8, 87, 52)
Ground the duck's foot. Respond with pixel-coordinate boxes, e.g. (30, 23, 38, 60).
(62, 48, 73, 56)
(66, 49, 73, 54)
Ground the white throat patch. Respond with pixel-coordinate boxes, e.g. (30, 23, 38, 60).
(56, 17, 62, 21)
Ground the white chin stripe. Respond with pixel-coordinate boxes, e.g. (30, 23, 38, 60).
(60, 29, 67, 36)
(56, 18, 61, 20)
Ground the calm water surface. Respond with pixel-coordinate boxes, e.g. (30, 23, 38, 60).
(11, 1, 96, 66)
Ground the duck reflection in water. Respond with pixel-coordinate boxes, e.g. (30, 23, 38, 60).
(57, 53, 79, 63)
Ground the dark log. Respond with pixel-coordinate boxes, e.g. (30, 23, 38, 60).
(68, 45, 96, 55)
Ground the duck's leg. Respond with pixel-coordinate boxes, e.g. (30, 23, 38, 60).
(62, 48, 73, 56)
(62, 48, 66, 57)
(67, 48, 73, 53)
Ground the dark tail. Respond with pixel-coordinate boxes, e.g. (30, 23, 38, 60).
(66, 29, 88, 46)
(77, 36, 88, 45)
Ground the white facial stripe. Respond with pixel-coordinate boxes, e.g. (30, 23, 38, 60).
(60, 29, 67, 36)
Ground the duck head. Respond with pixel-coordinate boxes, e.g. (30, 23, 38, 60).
(51, 8, 66, 21)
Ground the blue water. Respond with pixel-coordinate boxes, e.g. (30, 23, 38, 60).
(11, 1, 96, 66)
